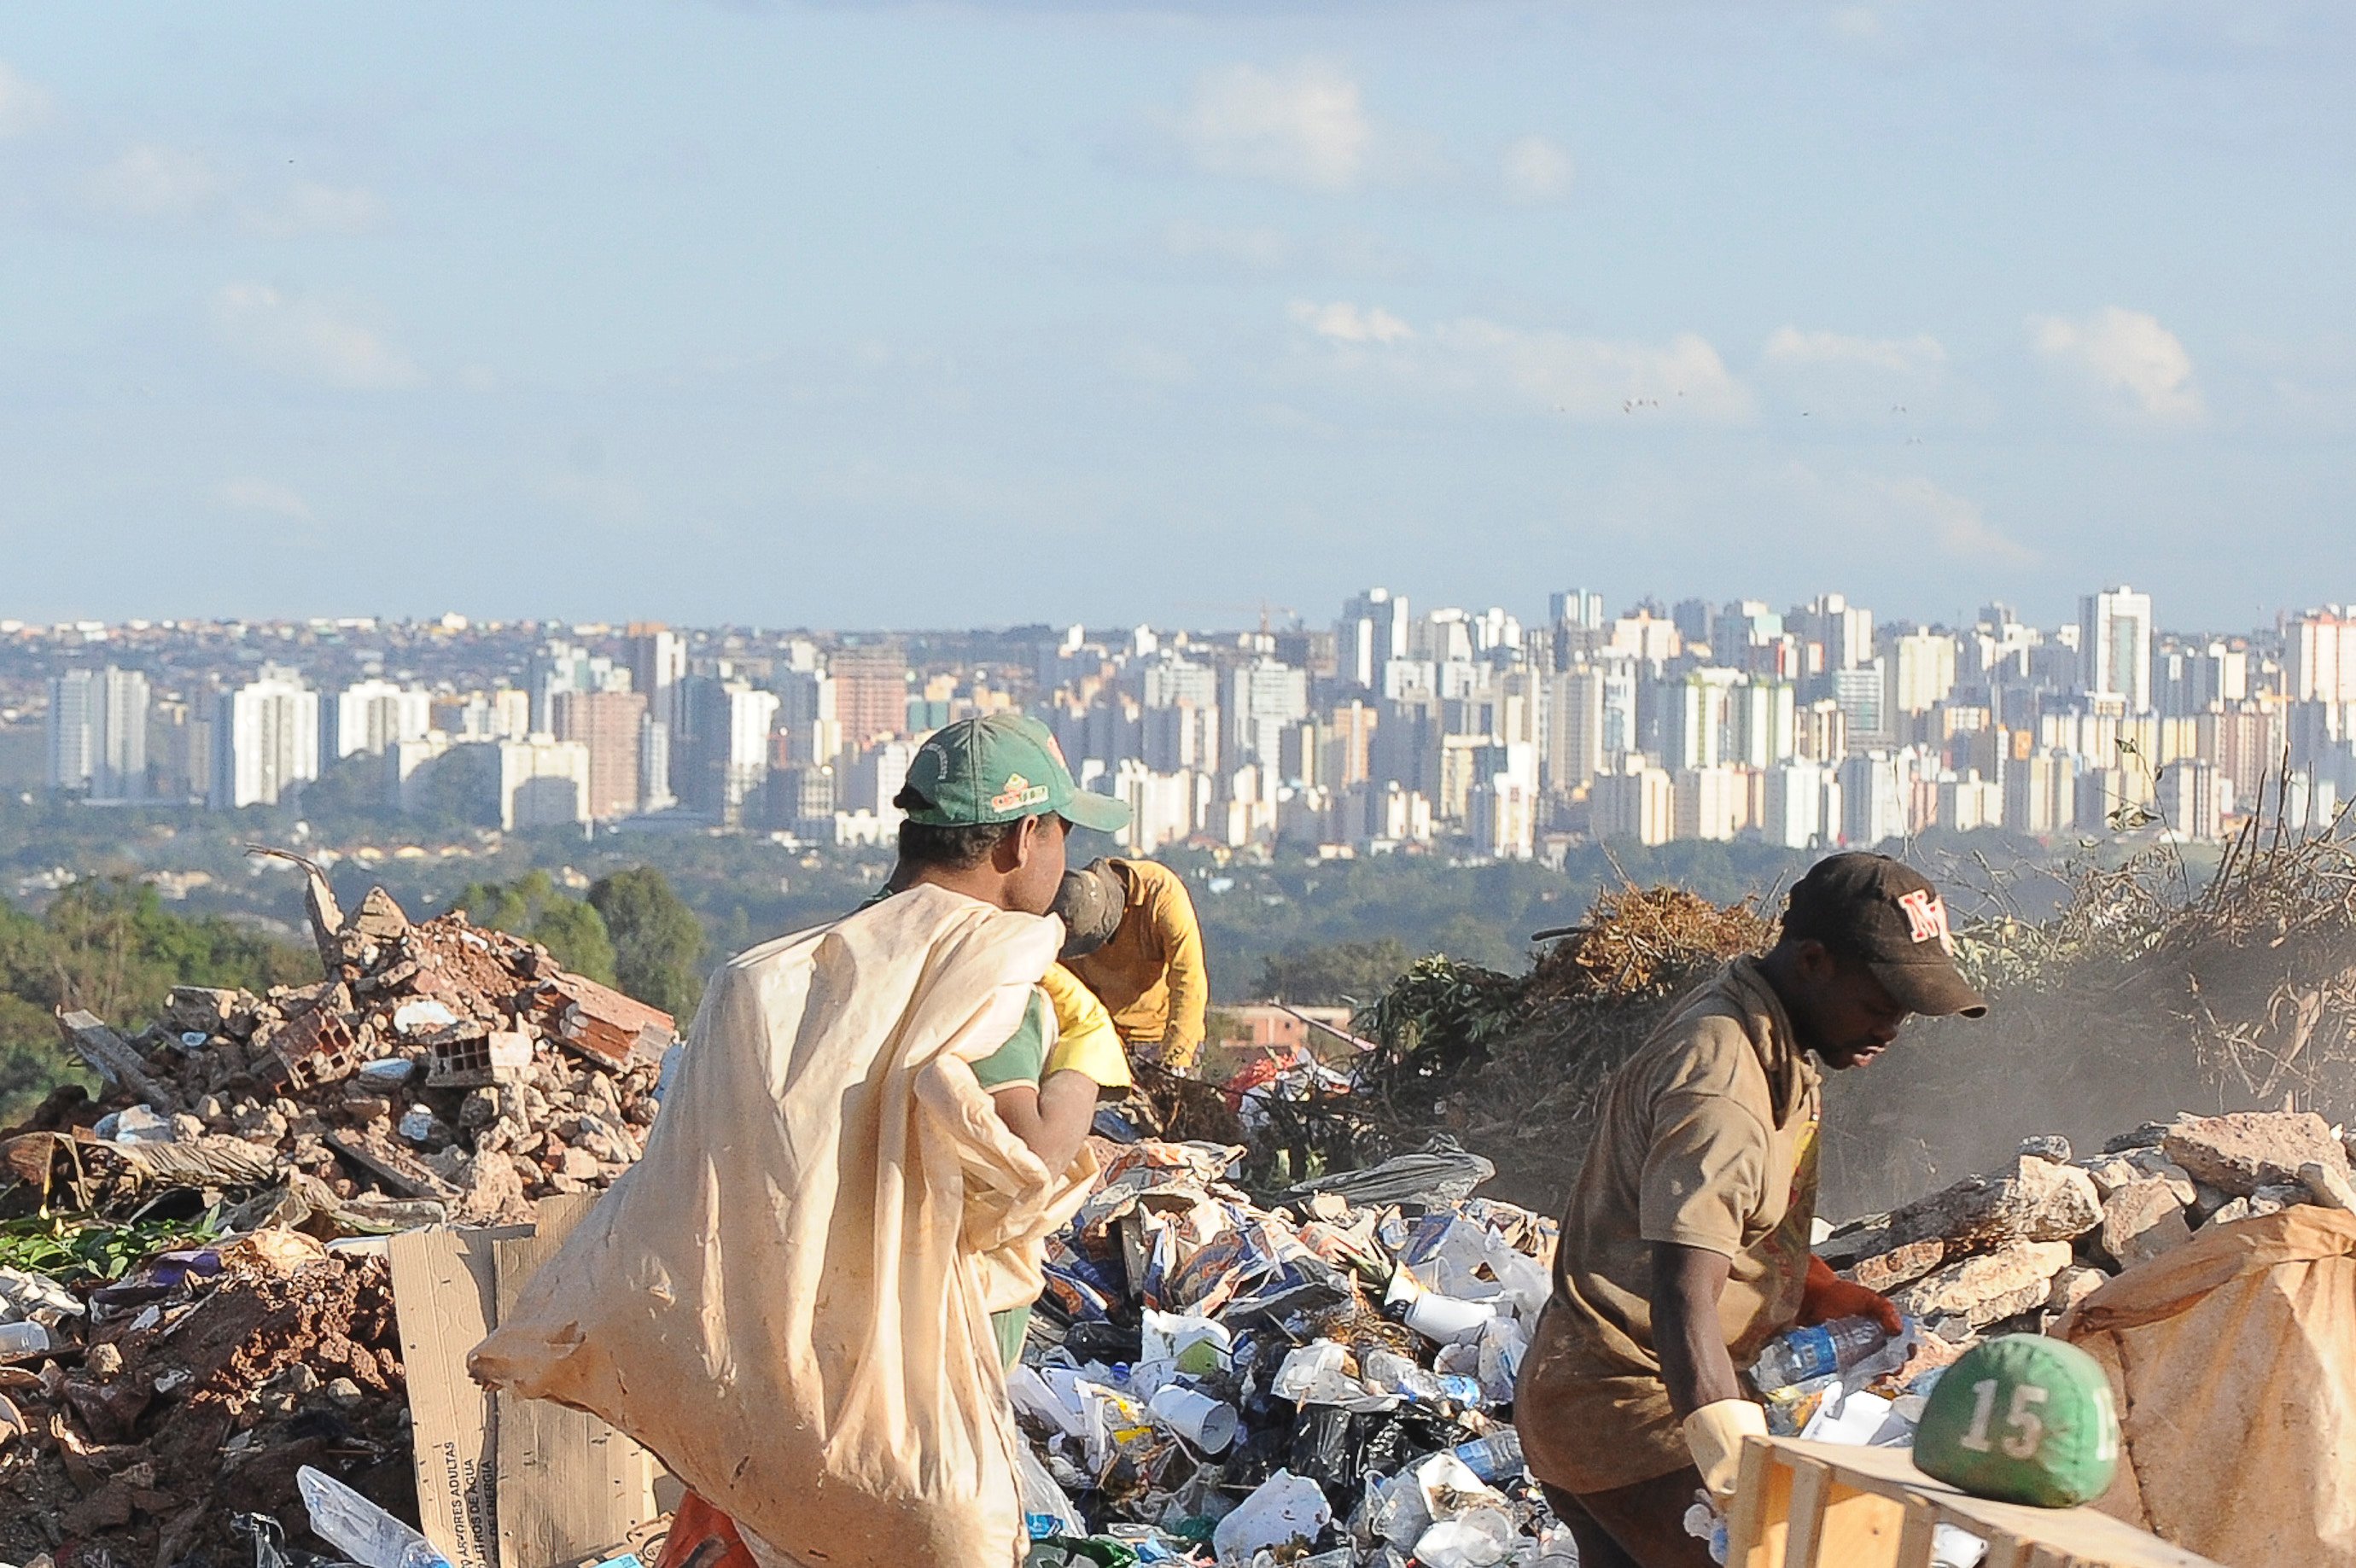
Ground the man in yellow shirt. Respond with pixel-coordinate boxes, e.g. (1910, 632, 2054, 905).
(1055, 855, 1210, 1073)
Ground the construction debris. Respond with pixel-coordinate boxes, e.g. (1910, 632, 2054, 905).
(3, 868, 674, 1233)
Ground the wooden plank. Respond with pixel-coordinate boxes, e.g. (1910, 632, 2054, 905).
(1894, 1504, 1939, 1568)
(1979, 1534, 2031, 1568)
(1751, 1440, 2228, 1568)
(493, 1195, 657, 1568)
(1819, 1481, 1908, 1565)
(1726, 1439, 1784, 1567)
(1782, 1454, 1831, 1568)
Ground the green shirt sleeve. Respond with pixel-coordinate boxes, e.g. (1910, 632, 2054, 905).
(971, 988, 1050, 1091)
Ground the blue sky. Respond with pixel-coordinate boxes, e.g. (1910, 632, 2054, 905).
(3, 3, 2352, 633)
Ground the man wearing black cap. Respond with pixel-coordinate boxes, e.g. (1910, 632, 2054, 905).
(1516, 854, 1987, 1568)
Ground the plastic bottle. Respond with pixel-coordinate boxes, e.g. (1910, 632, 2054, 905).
(298, 1466, 453, 1568)
(1750, 1316, 1889, 1392)
(1362, 1348, 1483, 1408)
(1450, 1427, 1525, 1484)
(0, 1322, 50, 1361)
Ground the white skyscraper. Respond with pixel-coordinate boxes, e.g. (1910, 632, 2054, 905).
(1228, 659, 1309, 768)
(213, 667, 320, 808)
(48, 667, 149, 801)
(2079, 586, 2155, 713)
(1338, 588, 1411, 690)
(329, 679, 433, 762)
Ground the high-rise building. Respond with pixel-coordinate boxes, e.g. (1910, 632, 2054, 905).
(551, 689, 648, 820)
(495, 736, 593, 831)
(48, 666, 149, 801)
(2288, 609, 2356, 705)
(212, 667, 320, 808)
(1886, 632, 1959, 718)
(830, 645, 909, 749)
(1591, 762, 1673, 847)
(1338, 589, 1411, 690)
(528, 641, 629, 732)
(1548, 589, 1607, 631)
(2079, 586, 2155, 713)
(1726, 679, 1797, 770)
(1837, 752, 1907, 848)
(1228, 659, 1309, 768)
(2003, 750, 2078, 836)
(328, 679, 432, 763)
(1760, 761, 1839, 848)
(1798, 592, 1875, 672)
(1543, 667, 1606, 794)
(1671, 766, 1743, 842)
(627, 625, 688, 790)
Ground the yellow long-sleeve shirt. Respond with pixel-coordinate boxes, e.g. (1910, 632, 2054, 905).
(1063, 857, 1209, 1072)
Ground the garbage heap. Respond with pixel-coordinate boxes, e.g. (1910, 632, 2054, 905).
(1820, 1107, 2356, 1345)
(0, 1231, 409, 1568)
(1011, 1136, 1575, 1567)
(9, 860, 675, 1233)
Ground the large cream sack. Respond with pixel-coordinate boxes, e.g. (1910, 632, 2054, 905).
(469, 886, 1097, 1568)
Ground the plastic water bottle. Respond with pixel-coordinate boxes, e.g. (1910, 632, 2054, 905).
(0, 1322, 50, 1361)
(1362, 1348, 1483, 1407)
(298, 1466, 453, 1568)
(1750, 1316, 1889, 1393)
(1451, 1426, 1525, 1484)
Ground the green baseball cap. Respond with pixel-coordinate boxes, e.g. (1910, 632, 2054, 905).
(902, 713, 1131, 834)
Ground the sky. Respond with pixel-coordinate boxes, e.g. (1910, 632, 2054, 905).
(3, 2, 2353, 634)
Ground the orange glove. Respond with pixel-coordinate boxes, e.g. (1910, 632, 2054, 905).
(1799, 1253, 1902, 1335)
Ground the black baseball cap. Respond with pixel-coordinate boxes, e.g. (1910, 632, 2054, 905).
(1782, 853, 1988, 1019)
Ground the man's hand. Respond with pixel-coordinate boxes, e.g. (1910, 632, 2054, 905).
(1798, 1253, 1903, 1335)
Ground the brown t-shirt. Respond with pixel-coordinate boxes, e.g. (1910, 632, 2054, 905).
(1515, 958, 1822, 1494)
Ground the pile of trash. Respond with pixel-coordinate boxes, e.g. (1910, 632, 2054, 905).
(1010, 1136, 1575, 1567)
(4, 853, 675, 1233)
(0, 1227, 409, 1568)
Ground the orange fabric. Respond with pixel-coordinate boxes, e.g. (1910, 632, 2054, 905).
(1063, 858, 1208, 1070)
(656, 1495, 758, 1568)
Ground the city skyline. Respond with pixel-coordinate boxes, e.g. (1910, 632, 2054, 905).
(3, 5, 2354, 627)
(20, 578, 2356, 865)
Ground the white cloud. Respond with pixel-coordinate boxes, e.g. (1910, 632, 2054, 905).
(1434, 318, 1754, 422)
(1781, 464, 2035, 565)
(1763, 326, 1945, 374)
(2030, 306, 2202, 422)
(215, 477, 314, 522)
(0, 61, 53, 138)
(246, 181, 387, 238)
(208, 284, 423, 390)
(1289, 299, 1414, 344)
(1502, 134, 1575, 205)
(1290, 301, 1752, 422)
(1175, 60, 1372, 191)
(85, 143, 225, 219)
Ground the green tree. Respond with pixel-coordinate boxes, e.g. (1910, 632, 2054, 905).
(1257, 937, 1417, 1006)
(589, 866, 708, 1018)
(452, 871, 618, 984)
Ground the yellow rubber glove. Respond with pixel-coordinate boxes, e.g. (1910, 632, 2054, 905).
(1682, 1398, 1769, 1506)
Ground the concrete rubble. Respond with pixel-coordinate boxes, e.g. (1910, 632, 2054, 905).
(10, 864, 674, 1234)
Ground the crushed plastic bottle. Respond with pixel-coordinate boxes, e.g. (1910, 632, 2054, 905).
(1750, 1315, 1891, 1392)
(298, 1465, 454, 1568)
(1362, 1347, 1483, 1407)
(1451, 1426, 1525, 1485)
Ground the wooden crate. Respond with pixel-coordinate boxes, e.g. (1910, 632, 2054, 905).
(1725, 1436, 2225, 1568)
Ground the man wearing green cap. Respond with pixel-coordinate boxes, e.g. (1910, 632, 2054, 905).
(869, 712, 1136, 1365)
(1517, 852, 1987, 1567)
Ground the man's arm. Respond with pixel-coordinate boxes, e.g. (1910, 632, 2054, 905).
(990, 1070, 1097, 1175)
(1650, 1240, 1740, 1419)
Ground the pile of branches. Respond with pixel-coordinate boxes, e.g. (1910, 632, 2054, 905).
(1280, 884, 1776, 1210)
